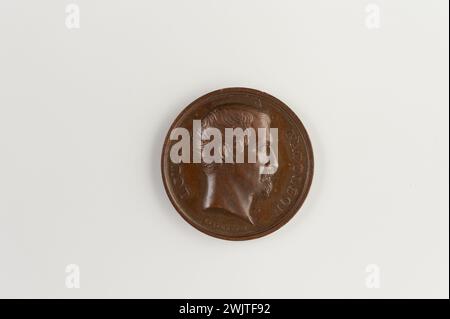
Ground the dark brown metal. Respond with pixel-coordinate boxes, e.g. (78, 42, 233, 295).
(161, 88, 314, 240)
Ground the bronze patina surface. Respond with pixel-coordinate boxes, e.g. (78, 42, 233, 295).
(161, 88, 313, 240)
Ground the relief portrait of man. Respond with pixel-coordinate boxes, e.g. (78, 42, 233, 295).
(197, 106, 279, 225)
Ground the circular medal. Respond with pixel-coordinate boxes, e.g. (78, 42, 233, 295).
(161, 88, 313, 240)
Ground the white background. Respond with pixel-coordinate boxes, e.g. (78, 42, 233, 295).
(0, 0, 448, 298)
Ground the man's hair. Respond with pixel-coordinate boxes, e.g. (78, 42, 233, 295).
(197, 105, 269, 172)
(202, 105, 255, 130)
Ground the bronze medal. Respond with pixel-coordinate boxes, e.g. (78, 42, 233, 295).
(161, 88, 313, 240)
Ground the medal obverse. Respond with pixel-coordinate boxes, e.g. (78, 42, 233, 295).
(161, 88, 313, 240)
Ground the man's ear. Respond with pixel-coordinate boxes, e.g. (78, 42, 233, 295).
(222, 141, 232, 163)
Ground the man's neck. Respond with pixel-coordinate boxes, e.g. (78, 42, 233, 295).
(203, 173, 254, 225)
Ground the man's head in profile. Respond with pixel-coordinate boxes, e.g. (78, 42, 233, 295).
(198, 106, 278, 225)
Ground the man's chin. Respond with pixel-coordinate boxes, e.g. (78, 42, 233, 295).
(259, 178, 273, 198)
(262, 186, 272, 198)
